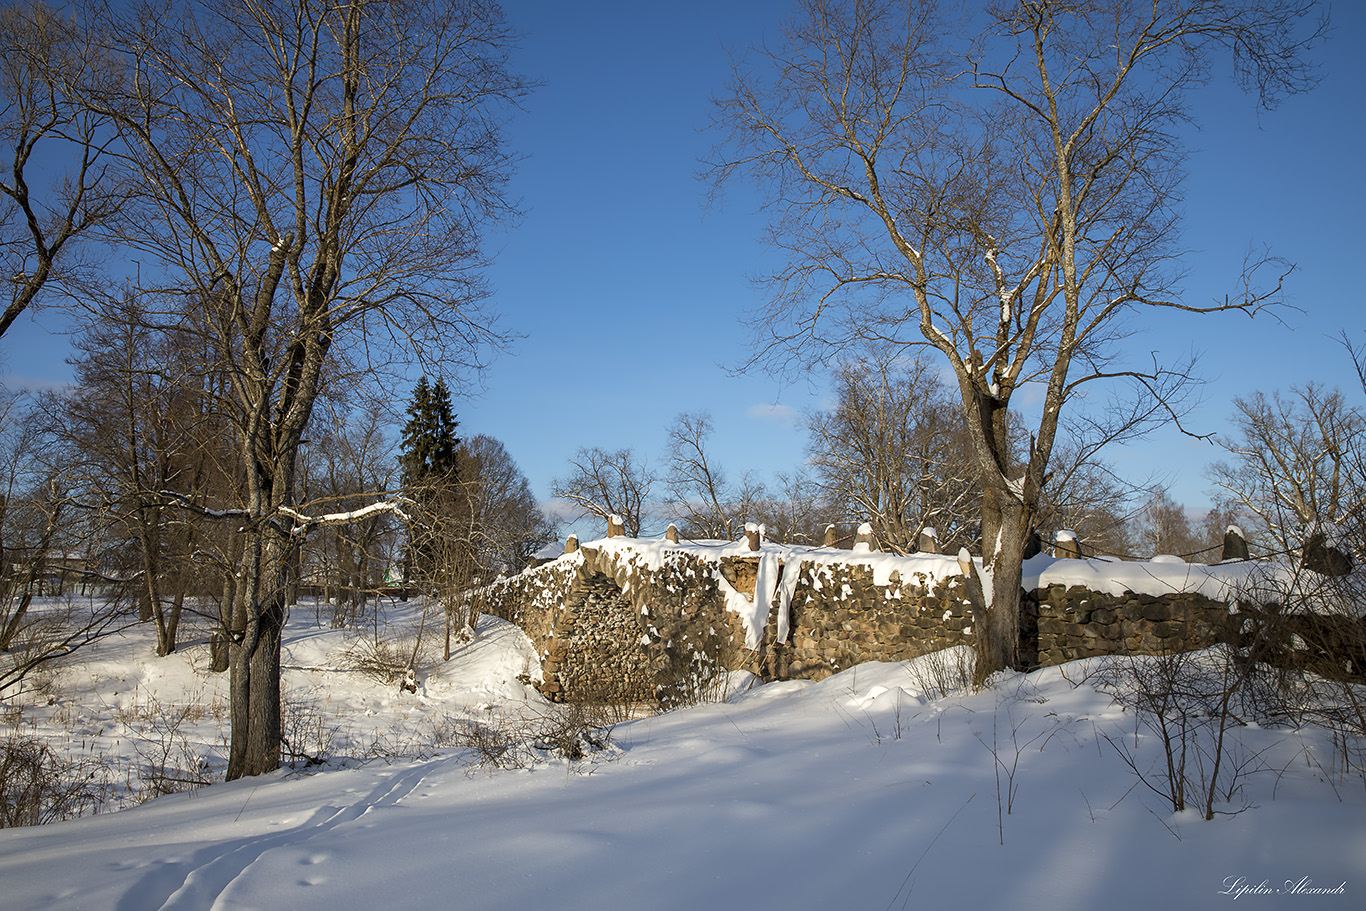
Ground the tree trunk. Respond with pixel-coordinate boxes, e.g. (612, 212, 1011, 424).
(0, 592, 30, 652)
(211, 539, 237, 674)
(139, 520, 173, 657)
(166, 590, 184, 654)
(961, 384, 1027, 685)
(978, 498, 1027, 685)
(227, 602, 284, 779)
(444, 606, 451, 661)
(287, 541, 301, 608)
(226, 531, 287, 780)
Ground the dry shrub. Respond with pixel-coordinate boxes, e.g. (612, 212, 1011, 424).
(1225, 562, 1366, 787)
(342, 636, 424, 688)
(457, 704, 616, 771)
(426, 711, 465, 749)
(2, 619, 68, 701)
(116, 686, 222, 727)
(906, 646, 978, 699)
(0, 736, 103, 827)
(282, 696, 342, 767)
(1097, 648, 1264, 820)
(531, 702, 616, 759)
(127, 698, 221, 798)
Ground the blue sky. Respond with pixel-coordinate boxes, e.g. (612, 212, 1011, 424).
(3, 0, 1363, 524)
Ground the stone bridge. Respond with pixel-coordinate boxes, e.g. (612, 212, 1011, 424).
(476, 529, 1279, 706)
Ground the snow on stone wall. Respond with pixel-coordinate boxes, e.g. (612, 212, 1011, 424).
(480, 537, 1332, 700)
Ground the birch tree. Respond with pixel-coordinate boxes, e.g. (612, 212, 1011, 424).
(709, 0, 1322, 681)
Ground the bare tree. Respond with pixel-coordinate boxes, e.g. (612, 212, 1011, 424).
(1034, 447, 1136, 558)
(709, 0, 1321, 681)
(747, 469, 837, 546)
(662, 411, 766, 540)
(1130, 487, 1208, 560)
(807, 351, 977, 553)
(77, 0, 528, 779)
(0, 388, 125, 693)
(40, 289, 230, 655)
(1208, 385, 1365, 556)
(0, 388, 54, 652)
(435, 433, 554, 652)
(552, 447, 654, 537)
(458, 434, 555, 574)
(300, 397, 402, 627)
(0, 0, 123, 339)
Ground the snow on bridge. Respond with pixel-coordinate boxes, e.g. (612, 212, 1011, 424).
(476, 525, 1318, 705)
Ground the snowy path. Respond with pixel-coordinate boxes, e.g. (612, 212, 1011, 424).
(120, 764, 434, 911)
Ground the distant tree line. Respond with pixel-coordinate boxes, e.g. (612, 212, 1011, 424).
(551, 340, 1365, 569)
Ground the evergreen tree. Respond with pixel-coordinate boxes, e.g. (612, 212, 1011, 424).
(398, 377, 461, 585)
(399, 377, 459, 487)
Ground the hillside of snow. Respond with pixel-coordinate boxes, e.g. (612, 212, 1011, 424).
(1, 597, 1363, 910)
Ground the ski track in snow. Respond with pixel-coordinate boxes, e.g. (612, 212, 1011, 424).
(116, 764, 432, 911)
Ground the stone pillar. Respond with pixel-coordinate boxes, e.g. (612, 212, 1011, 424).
(744, 522, 762, 551)
(917, 526, 939, 554)
(1054, 529, 1082, 559)
(1221, 525, 1249, 562)
(853, 522, 879, 553)
(665, 523, 680, 543)
(564, 533, 579, 554)
(823, 524, 838, 548)
(607, 514, 625, 538)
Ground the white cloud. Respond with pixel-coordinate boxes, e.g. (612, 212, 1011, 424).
(745, 402, 797, 423)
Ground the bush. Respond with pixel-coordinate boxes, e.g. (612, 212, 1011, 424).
(457, 704, 616, 771)
(282, 697, 342, 768)
(1097, 648, 1262, 820)
(0, 736, 102, 827)
(906, 646, 977, 699)
(1226, 561, 1366, 786)
(342, 635, 424, 689)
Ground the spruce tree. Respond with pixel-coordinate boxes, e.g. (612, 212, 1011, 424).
(398, 377, 461, 585)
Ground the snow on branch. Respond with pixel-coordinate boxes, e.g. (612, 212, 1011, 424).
(156, 490, 250, 519)
(277, 498, 413, 536)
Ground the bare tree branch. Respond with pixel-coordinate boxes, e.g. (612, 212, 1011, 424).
(709, 0, 1324, 679)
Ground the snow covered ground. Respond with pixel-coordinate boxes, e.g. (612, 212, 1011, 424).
(1, 597, 1363, 910)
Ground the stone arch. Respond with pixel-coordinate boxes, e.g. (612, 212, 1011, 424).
(537, 570, 657, 706)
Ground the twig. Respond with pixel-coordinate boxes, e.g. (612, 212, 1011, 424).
(886, 792, 975, 911)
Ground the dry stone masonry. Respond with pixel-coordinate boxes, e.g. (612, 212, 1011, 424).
(478, 529, 1352, 705)
(768, 559, 972, 679)
(1028, 586, 1233, 667)
(548, 573, 656, 705)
